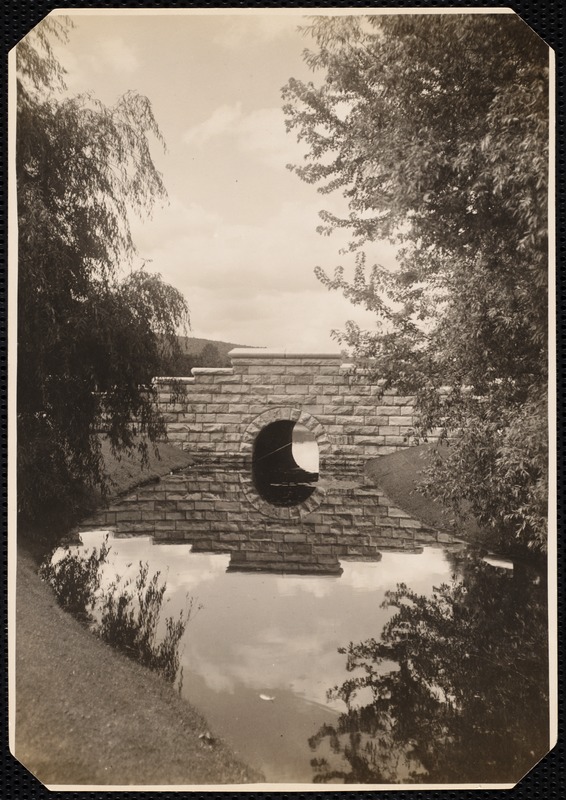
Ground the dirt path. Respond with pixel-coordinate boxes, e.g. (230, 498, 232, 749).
(13, 442, 263, 788)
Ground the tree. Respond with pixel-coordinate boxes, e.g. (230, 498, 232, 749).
(16, 18, 190, 533)
(283, 14, 549, 551)
(309, 558, 549, 784)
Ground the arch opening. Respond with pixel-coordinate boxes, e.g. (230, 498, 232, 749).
(252, 421, 319, 507)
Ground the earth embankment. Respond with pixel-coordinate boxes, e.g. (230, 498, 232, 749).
(14, 440, 262, 787)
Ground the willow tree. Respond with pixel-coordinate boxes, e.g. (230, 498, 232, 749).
(283, 14, 549, 551)
(16, 18, 190, 532)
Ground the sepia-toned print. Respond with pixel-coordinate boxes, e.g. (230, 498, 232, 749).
(10, 8, 555, 790)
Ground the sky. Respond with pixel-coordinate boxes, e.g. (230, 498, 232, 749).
(41, 9, 399, 351)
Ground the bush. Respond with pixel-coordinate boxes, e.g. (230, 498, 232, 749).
(96, 561, 196, 684)
(40, 540, 196, 684)
(39, 535, 110, 618)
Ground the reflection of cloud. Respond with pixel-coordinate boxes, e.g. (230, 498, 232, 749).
(190, 659, 238, 694)
(189, 623, 342, 708)
(341, 549, 451, 593)
(72, 531, 229, 597)
(67, 532, 457, 717)
(275, 574, 337, 599)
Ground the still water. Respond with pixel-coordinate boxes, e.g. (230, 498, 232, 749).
(58, 458, 548, 784)
(71, 530, 456, 782)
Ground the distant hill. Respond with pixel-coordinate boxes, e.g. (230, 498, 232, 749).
(153, 336, 257, 375)
(177, 336, 254, 359)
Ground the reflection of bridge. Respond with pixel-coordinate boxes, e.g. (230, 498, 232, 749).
(84, 464, 454, 576)
(155, 349, 429, 521)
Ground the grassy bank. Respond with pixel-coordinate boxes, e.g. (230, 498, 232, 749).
(365, 443, 484, 543)
(14, 440, 263, 787)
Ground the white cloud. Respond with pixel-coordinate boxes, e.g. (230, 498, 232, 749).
(238, 107, 305, 169)
(51, 32, 140, 95)
(130, 192, 398, 349)
(183, 102, 243, 147)
(96, 36, 140, 75)
(212, 15, 300, 50)
(183, 104, 306, 170)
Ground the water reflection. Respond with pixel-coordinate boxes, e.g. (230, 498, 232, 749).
(84, 461, 451, 577)
(308, 554, 549, 785)
(70, 461, 548, 784)
(69, 531, 458, 782)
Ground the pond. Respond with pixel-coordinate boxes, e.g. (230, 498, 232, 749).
(51, 459, 549, 785)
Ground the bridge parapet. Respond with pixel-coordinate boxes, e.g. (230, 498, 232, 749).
(155, 348, 420, 462)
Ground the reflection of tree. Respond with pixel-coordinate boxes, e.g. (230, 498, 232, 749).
(310, 561, 548, 784)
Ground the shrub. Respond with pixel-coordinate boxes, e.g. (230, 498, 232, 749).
(39, 535, 110, 618)
(40, 540, 196, 684)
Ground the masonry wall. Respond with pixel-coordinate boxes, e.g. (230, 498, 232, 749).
(155, 349, 421, 462)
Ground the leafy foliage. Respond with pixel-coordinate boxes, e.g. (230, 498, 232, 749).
(39, 534, 110, 618)
(283, 14, 549, 551)
(17, 18, 190, 532)
(96, 560, 196, 685)
(309, 557, 549, 784)
(159, 341, 229, 377)
(40, 538, 196, 684)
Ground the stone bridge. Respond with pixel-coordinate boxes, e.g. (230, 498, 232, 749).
(84, 349, 450, 573)
(154, 347, 425, 505)
(156, 348, 420, 463)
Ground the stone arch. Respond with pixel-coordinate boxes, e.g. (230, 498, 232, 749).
(239, 406, 330, 520)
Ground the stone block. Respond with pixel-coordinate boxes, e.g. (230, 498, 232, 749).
(283, 532, 308, 543)
(388, 416, 410, 427)
(374, 445, 400, 456)
(114, 510, 142, 523)
(216, 384, 245, 395)
(353, 405, 379, 416)
(161, 412, 181, 423)
(246, 365, 287, 375)
(352, 435, 386, 447)
(284, 384, 310, 394)
(393, 395, 416, 405)
(414, 531, 438, 543)
(219, 532, 247, 542)
(153, 520, 176, 531)
(378, 425, 400, 436)
(233, 403, 268, 416)
(376, 405, 398, 415)
(343, 424, 377, 436)
(311, 374, 339, 385)
(180, 393, 209, 404)
(214, 414, 241, 424)
(399, 518, 422, 529)
(362, 415, 389, 427)
(383, 435, 409, 446)
(209, 434, 242, 446)
(212, 374, 241, 384)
